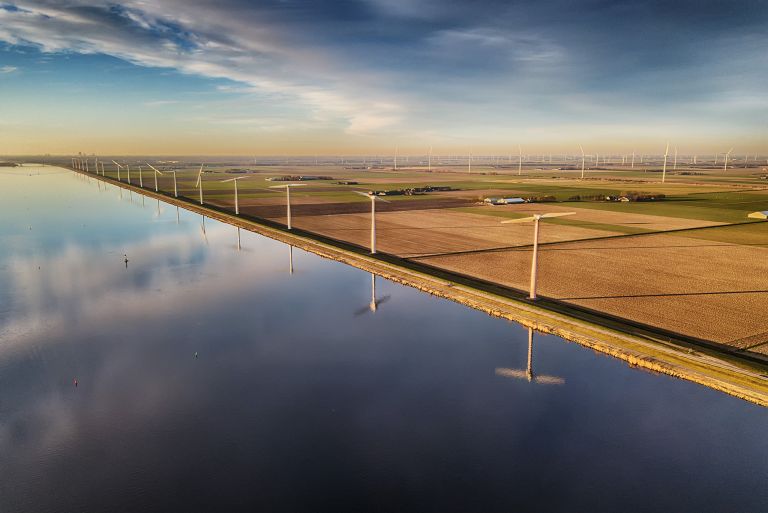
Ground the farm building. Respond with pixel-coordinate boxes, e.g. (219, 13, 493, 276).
(483, 197, 526, 205)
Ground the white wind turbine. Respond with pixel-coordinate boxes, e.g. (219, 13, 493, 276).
(579, 144, 586, 179)
(221, 176, 249, 214)
(138, 165, 144, 187)
(428, 146, 432, 172)
(495, 327, 565, 385)
(268, 183, 306, 230)
(111, 160, 123, 182)
(126, 163, 132, 185)
(723, 148, 733, 172)
(501, 212, 575, 300)
(195, 164, 205, 204)
(394, 146, 398, 170)
(518, 145, 523, 176)
(468, 150, 472, 174)
(673, 146, 678, 170)
(662, 142, 669, 183)
(354, 191, 390, 254)
(145, 163, 165, 192)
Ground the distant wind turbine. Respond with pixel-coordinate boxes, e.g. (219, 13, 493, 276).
(354, 191, 390, 254)
(195, 164, 205, 204)
(111, 160, 123, 182)
(268, 183, 306, 230)
(518, 145, 523, 176)
(501, 212, 575, 300)
(221, 176, 249, 214)
(662, 142, 669, 183)
(146, 163, 164, 193)
(673, 146, 678, 170)
(579, 144, 585, 179)
(724, 148, 733, 172)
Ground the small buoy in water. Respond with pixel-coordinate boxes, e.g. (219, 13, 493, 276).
(73, 378, 78, 387)
(194, 352, 198, 358)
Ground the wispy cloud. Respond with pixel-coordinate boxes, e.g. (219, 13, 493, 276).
(0, 1, 406, 134)
(0, 65, 18, 73)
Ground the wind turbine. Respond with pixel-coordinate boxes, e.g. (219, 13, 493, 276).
(195, 164, 205, 204)
(126, 163, 131, 185)
(394, 146, 398, 170)
(428, 146, 432, 172)
(138, 165, 144, 187)
(579, 144, 586, 179)
(723, 148, 733, 172)
(355, 273, 391, 316)
(145, 163, 164, 193)
(111, 160, 123, 182)
(631, 150, 635, 169)
(495, 327, 565, 385)
(662, 142, 669, 183)
(673, 146, 678, 170)
(468, 150, 472, 174)
(221, 176, 249, 214)
(354, 191, 390, 254)
(268, 183, 306, 230)
(501, 212, 575, 300)
(518, 145, 523, 176)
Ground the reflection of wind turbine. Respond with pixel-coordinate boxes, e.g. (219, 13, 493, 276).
(355, 272, 391, 315)
(146, 163, 164, 192)
(354, 191, 390, 254)
(288, 245, 294, 274)
(495, 327, 565, 385)
(200, 215, 208, 244)
(501, 212, 575, 300)
(662, 142, 669, 183)
(268, 183, 306, 230)
(221, 176, 249, 214)
(579, 144, 585, 179)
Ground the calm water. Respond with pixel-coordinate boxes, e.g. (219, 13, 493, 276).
(1, 166, 766, 513)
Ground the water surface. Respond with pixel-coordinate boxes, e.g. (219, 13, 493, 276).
(1, 166, 766, 513)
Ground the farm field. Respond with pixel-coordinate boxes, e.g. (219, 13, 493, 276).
(416, 232, 768, 351)
(68, 157, 768, 352)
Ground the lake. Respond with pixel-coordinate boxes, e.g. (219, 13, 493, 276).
(1, 166, 766, 512)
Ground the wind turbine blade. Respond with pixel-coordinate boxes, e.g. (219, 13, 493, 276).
(196, 164, 204, 187)
(353, 191, 372, 197)
(495, 368, 528, 380)
(145, 163, 163, 174)
(534, 375, 565, 385)
(540, 212, 575, 219)
(373, 196, 391, 203)
(579, 144, 584, 155)
(665, 142, 669, 156)
(221, 177, 238, 182)
(354, 306, 371, 317)
(501, 216, 537, 224)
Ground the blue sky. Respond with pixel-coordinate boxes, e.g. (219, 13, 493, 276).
(0, 0, 766, 155)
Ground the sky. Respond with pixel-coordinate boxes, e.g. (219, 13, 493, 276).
(0, 0, 766, 156)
